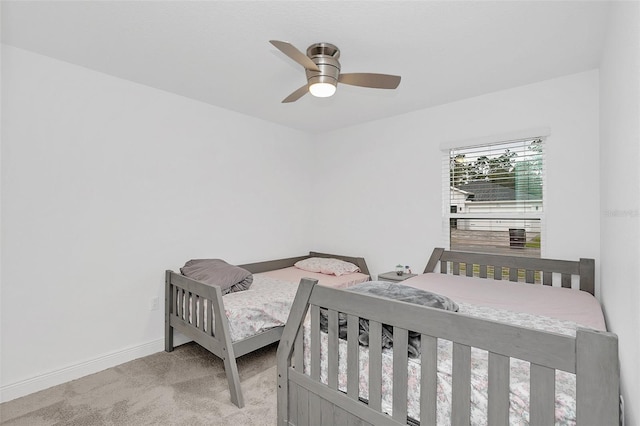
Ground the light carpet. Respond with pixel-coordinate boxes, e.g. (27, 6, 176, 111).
(0, 342, 278, 425)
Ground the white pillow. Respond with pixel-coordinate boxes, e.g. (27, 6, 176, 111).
(294, 257, 360, 276)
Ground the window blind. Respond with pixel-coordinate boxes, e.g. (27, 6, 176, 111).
(443, 137, 545, 257)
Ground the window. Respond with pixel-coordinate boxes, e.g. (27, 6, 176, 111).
(443, 134, 545, 257)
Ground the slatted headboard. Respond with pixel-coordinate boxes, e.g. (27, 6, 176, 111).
(238, 251, 370, 277)
(424, 247, 595, 295)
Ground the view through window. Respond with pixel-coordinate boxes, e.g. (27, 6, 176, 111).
(446, 137, 544, 258)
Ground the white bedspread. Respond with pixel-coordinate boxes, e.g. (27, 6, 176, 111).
(223, 269, 369, 342)
(224, 275, 300, 342)
(304, 302, 583, 425)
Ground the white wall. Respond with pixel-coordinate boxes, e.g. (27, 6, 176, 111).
(0, 46, 313, 400)
(599, 2, 640, 424)
(311, 71, 601, 282)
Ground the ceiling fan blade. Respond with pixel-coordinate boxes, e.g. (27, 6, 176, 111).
(282, 84, 309, 103)
(338, 73, 401, 89)
(269, 40, 320, 72)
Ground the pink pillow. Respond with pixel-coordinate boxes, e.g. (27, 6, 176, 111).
(294, 257, 360, 276)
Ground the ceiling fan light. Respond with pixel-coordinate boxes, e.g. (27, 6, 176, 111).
(309, 82, 336, 98)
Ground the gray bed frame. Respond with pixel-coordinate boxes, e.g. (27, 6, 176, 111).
(277, 248, 620, 425)
(165, 251, 370, 408)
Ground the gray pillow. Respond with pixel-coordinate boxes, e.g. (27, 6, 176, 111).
(180, 259, 253, 295)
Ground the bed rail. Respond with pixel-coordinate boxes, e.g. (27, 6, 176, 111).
(277, 279, 619, 426)
(424, 247, 595, 295)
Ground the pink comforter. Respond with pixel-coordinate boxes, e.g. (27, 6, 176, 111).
(402, 273, 606, 331)
(259, 266, 369, 289)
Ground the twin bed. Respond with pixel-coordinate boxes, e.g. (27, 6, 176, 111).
(276, 248, 620, 425)
(165, 248, 620, 425)
(164, 251, 370, 408)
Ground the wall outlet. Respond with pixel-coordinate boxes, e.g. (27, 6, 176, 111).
(150, 296, 159, 311)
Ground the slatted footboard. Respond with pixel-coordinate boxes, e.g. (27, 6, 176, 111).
(165, 271, 247, 407)
(277, 279, 620, 426)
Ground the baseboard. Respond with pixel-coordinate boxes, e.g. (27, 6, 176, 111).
(0, 338, 165, 403)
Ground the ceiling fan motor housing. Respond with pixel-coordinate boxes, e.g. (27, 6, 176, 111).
(305, 42, 340, 86)
(269, 39, 400, 102)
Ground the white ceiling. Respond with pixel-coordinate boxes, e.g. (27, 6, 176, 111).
(1, 1, 611, 134)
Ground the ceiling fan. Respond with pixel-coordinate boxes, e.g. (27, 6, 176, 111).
(270, 40, 402, 103)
